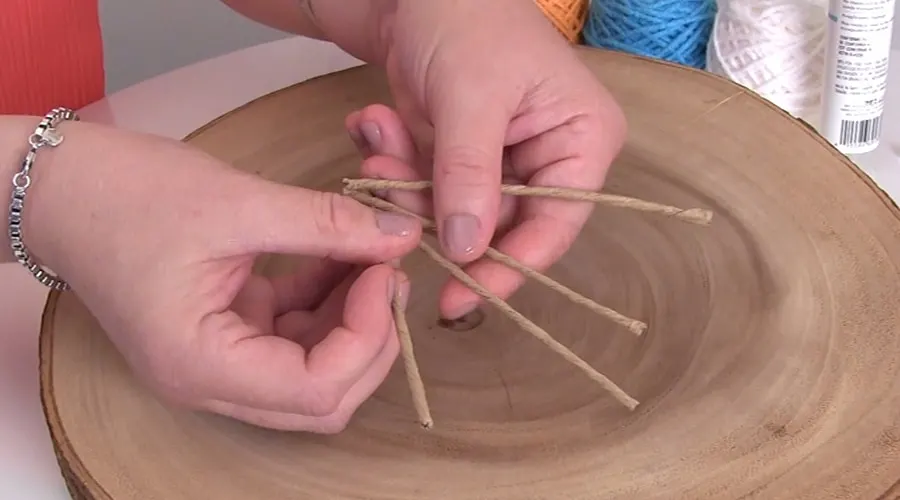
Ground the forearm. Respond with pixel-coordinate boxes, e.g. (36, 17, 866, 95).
(219, 0, 389, 63)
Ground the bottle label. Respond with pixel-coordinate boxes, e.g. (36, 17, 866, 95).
(820, 0, 896, 154)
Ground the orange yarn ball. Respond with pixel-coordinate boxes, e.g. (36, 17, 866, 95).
(535, 0, 590, 43)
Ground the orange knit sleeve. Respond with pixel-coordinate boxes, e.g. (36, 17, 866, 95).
(0, 0, 105, 116)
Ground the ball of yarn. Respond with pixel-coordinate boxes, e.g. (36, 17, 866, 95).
(707, 0, 828, 122)
(535, 0, 590, 43)
(582, 0, 717, 69)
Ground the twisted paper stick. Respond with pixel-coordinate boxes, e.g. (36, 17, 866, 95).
(341, 176, 717, 425)
(416, 240, 639, 410)
(346, 190, 646, 335)
(391, 289, 433, 429)
(342, 178, 713, 225)
(343, 186, 643, 423)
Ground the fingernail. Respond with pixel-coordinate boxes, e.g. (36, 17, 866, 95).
(348, 128, 368, 153)
(360, 122, 381, 152)
(441, 213, 481, 257)
(376, 211, 417, 237)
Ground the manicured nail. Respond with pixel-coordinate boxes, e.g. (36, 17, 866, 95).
(441, 213, 481, 257)
(376, 211, 417, 236)
(360, 122, 381, 152)
(348, 128, 368, 152)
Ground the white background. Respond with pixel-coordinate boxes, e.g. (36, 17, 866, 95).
(99, 0, 900, 93)
(99, 0, 288, 93)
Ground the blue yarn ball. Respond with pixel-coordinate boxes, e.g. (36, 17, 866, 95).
(582, 0, 717, 69)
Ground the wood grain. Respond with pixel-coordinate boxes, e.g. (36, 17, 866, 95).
(39, 46, 900, 499)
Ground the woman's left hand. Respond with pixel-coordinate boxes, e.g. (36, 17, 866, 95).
(342, 0, 628, 320)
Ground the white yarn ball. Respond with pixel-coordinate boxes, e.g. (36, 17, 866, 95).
(707, 0, 828, 123)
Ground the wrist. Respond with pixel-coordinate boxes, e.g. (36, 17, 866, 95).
(1, 115, 48, 266)
(0, 113, 92, 284)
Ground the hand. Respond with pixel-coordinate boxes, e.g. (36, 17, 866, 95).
(343, 0, 627, 320)
(26, 120, 422, 433)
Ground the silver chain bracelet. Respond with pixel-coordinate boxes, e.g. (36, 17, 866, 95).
(8, 107, 80, 291)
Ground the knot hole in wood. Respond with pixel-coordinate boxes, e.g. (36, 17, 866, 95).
(437, 308, 486, 332)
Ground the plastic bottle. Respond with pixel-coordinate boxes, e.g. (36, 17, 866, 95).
(819, 0, 896, 155)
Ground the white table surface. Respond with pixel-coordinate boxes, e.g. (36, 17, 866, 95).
(2, 38, 899, 499)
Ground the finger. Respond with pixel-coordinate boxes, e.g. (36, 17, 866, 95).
(204, 272, 409, 433)
(439, 152, 607, 320)
(273, 309, 315, 345)
(347, 104, 417, 163)
(229, 275, 276, 334)
(386, 85, 437, 165)
(357, 154, 517, 237)
(235, 181, 422, 263)
(434, 113, 621, 317)
(495, 173, 522, 237)
(438, 212, 579, 319)
(269, 257, 352, 314)
(507, 113, 619, 192)
(304, 264, 398, 380)
(345, 110, 373, 157)
(359, 155, 433, 217)
(430, 82, 513, 263)
(195, 264, 398, 416)
(356, 154, 518, 242)
(203, 317, 401, 433)
(504, 115, 616, 253)
(201, 400, 338, 432)
(348, 105, 433, 215)
(276, 266, 365, 349)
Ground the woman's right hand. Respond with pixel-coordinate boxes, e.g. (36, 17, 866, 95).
(5, 116, 421, 433)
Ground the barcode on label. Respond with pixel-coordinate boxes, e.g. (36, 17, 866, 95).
(838, 116, 882, 147)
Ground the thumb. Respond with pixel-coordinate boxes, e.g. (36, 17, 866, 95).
(234, 181, 422, 262)
(430, 82, 513, 263)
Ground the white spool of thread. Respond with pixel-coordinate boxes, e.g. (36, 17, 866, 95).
(707, 0, 829, 124)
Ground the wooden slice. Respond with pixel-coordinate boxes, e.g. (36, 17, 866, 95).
(40, 47, 900, 499)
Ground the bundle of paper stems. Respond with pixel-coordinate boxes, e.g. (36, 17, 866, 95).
(341, 178, 714, 429)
